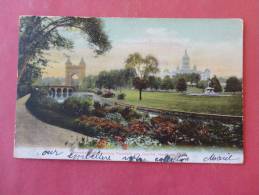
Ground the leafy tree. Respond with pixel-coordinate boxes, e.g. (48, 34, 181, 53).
(123, 67, 137, 88)
(111, 69, 126, 91)
(18, 16, 111, 96)
(148, 76, 161, 90)
(125, 53, 159, 100)
(80, 75, 97, 90)
(174, 73, 200, 84)
(161, 76, 174, 90)
(225, 76, 242, 93)
(190, 73, 201, 85)
(95, 68, 136, 90)
(133, 77, 149, 100)
(176, 78, 187, 92)
(210, 75, 222, 92)
(96, 71, 115, 89)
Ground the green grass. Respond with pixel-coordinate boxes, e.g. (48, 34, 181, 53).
(116, 89, 242, 116)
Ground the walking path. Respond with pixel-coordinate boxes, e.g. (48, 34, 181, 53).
(15, 95, 91, 148)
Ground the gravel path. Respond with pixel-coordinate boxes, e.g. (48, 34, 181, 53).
(15, 95, 91, 148)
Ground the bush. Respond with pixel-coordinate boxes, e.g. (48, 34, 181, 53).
(93, 101, 101, 109)
(120, 107, 142, 121)
(176, 78, 187, 92)
(29, 92, 61, 111)
(96, 90, 103, 95)
(108, 106, 141, 121)
(117, 93, 126, 100)
(102, 91, 115, 98)
(63, 96, 93, 116)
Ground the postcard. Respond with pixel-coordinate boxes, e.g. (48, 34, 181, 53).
(14, 16, 243, 163)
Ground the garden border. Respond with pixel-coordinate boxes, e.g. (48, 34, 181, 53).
(115, 101, 243, 123)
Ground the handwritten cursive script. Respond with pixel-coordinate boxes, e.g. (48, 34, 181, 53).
(41, 149, 63, 156)
(155, 153, 189, 163)
(203, 153, 237, 162)
(67, 149, 111, 161)
(122, 154, 146, 162)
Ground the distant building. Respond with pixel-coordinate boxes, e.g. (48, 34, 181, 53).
(65, 57, 86, 86)
(172, 50, 211, 81)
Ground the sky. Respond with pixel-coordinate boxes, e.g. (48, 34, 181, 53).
(42, 18, 243, 78)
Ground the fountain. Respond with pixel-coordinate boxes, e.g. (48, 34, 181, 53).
(204, 80, 217, 96)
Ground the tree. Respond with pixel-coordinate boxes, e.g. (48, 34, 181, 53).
(96, 71, 115, 90)
(210, 75, 222, 92)
(225, 76, 242, 93)
(176, 78, 187, 92)
(18, 16, 111, 95)
(161, 76, 174, 90)
(190, 73, 201, 85)
(80, 75, 97, 90)
(123, 67, 137, 88)
(148, 76, 161, 90)
(125, 53, 159, 100)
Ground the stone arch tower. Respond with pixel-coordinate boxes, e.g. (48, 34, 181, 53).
(65, 57, 86, 86)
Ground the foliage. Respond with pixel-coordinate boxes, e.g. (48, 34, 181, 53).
(95, 68, 136, 90)
(30, 88, 61, 111)
(161, 75, 174, 90)
(148, 76, 161, 90)
(77, 116, 124, 135)
(105, 112, 128, 126)
(174, 73, 200, 85)
(63, 96, 93, 116)
(80, 75, 97, 90)
(18, 16, 111, 96)
(210, 76, 222, 92)
(176, 78, 187, 92)
(93, 101, 102, 109)
(125, 53, 159, 100)
(96, 71, 114, 89)
(28, 90, 242, 148)
(102, 91, 115, 98)
(117, 93, 126, 100)
(225, 76, 242, 93)
(125, 135, 160, 147)
(96, 138, 109, 148)
(96, 90, 103, 95)
(127, 121, 151, 134)
(109, 106, 142, 121)
(132, 77, 149, 100)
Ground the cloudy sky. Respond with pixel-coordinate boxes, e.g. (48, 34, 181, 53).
(43, 18, 243, 78)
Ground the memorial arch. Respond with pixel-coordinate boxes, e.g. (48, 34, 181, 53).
(65, 57, 86, 86)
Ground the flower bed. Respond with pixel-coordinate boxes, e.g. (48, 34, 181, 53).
(27, 90, 243, 149)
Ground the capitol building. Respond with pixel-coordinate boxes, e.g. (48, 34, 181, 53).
(172, 50, 211, 81)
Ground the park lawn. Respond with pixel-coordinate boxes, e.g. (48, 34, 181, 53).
(117, 89, 242, 116)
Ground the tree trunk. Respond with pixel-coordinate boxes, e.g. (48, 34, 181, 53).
(139, 89, 142, 101)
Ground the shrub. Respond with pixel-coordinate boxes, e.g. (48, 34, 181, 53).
(102, 91, 115, 98)
(120, 107, 142, 121)
(96, 90, 103, 95)
(117, 93, 126, 100)
(29, 93, 61, 111)
(63, 96, 93, 116)
(93, 101, 101, 109)
(176, 78, 187, 92)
